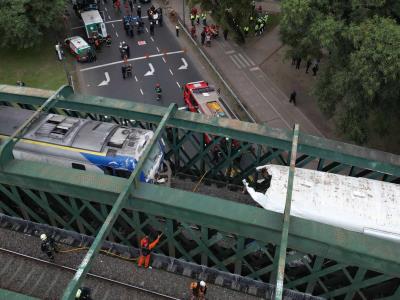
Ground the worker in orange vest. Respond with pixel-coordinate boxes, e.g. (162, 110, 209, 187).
(138, 233, 162, 268)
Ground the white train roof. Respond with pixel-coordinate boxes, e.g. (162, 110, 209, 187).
(243, 164, 400, 242)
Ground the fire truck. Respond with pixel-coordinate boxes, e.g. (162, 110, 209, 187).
(183, 81, 231, 118)
(183, 81, 239, 148)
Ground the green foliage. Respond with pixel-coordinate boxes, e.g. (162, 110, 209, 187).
(0, 0, 66, 49)
(281, 0, 400, 145)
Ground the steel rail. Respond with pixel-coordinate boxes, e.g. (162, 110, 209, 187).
(0, 247, 181, 300)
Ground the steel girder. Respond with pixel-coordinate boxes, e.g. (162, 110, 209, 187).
(0, 160, 399, 299)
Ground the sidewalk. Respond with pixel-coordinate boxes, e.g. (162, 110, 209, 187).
(162, 0, 334, 138)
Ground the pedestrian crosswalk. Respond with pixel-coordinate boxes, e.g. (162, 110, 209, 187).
(227, 51, 255, 69)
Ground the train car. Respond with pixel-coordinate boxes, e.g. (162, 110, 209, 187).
(0, 106, 166, 182)
(243, 164, 400, 243)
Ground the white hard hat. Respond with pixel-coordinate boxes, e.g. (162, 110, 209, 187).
(76, 289, 82, 298)
(40, 234, 47, 241)
(200, 280, 206, 287)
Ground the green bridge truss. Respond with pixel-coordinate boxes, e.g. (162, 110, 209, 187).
(0, 85, 399, 299)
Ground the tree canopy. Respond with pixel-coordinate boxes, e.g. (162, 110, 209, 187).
(281, 0, 400, 145)
(0, 0, 66, 49)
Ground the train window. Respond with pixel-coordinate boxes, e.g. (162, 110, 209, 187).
(115, 169, 130, 178)
(72, 163, 86, 170)
(107, 149, 117, 157)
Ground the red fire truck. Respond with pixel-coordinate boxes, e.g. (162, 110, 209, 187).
(183, 81, 231, 118)
(183, 81, 239, 148)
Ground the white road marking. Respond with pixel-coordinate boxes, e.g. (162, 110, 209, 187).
(229, 55, 242, 69)
(250, 67, 260, 71)
(108, 15, 111, 20)
(244, 53, 255, 65)
(80, 50, 185, 72)
(178, 58, 188, 70)
(145, 27, 149, 33)
(144, 63, 155, 76)
(237, 53, 253, 67)
(104, 7, 108, 12)
(98, 72, 110, 86)
(169, 68, 174, 75)
(178, 106, 187, 110)
(111, 23, 115, 28)
(115, 31, 119, 38)
(150, 37, 154, 42)
(156, 47, 160, 52)
(162, 57, 167, 63)
(140, 88, 144, 95)
(225, 50, 235, 54)
(176, 81, 181, 88)
(134, 75, 138, 82)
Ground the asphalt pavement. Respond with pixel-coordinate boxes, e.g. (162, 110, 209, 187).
(68, 1, 202, 108)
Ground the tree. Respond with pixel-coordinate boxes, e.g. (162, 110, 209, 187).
(281, 0, 400, 145)
(0, 0, 66, 49)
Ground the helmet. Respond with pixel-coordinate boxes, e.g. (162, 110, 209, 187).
(40, 234, 47, 241)
(76, 289, 82, 298)
(200, 281, 206, 287)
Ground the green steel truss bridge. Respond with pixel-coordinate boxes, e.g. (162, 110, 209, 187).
(0, 84, 399, 300)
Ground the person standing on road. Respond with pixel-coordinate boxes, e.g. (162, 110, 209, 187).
(223, 28, 229, 40)
(190, 13, 195, 26)
(149, 21, 155, 36)
(175, 24, 180, 37)
(128, 0, 133, 13)
(201, 29, 206, 45)
(305, 59, 312, 73)
(243, 26, 249, 37)
(201, 12, 207, 26)
(295, 57, 302, 69)
(75, 287, 92, 300)
(121, 64, 127, 79)
(137, 5, 141, 18)
(138, 234, 162, 268)
(196, 14, 200, 25)
(289, 90, 297, 106)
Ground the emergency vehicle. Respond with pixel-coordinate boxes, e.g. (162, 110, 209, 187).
(64, 36, 92, 62)
(183, 81, 237, 145)
(183, 81, 230, 118)
(81, 10, 107, 41)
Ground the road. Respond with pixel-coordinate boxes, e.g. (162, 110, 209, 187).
(68, 1, 202, 107)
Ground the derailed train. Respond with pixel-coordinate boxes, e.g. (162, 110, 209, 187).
(0, 106, 166, 182)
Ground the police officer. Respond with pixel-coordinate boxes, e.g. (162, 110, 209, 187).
(121, 64, 127, 79)
(190, 13, 195, 26)
(243, 26, 249, 37)
(175, 24, 180, 37)
(255, 23, 259, 36)
(149, 21, 154, 36)
(137, 5, 141, 18)
(201, 12, 207, 26)
(40, 234, 57, 260)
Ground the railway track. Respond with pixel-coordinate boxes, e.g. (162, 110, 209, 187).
(0, 247, 181, 300)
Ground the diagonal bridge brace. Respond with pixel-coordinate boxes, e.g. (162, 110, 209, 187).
(62, 103, 177, 300)
(0, 85, 73, 169)
(275, 124, 299, 300)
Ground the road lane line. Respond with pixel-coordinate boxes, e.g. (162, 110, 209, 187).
(140, 88, 144, 95)
(111, 23, 115, 28)
(238, 53, 252, 67)
(156, 47, 160, 52)
(108, 15, 111, 20)
(229, 55, 242, 69)
(134, 76, 138, 82)
(150, 37, 154, 42)
(176, 81, 181, 88)
(145, 27, 149, 33)
(104, 7, 108, 12)
(169, 69, 174, 75)
(162, 57, 166, 63)
(80, 50, 185, 72)
(225, 50, 235, 54)
(115, 31, 119, 38)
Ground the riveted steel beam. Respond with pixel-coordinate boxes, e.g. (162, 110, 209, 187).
(275, 124, 299, 300)
(61, 103, 177, 300)
(0, 160, 399, 277)
(0, 85, 399, 177)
